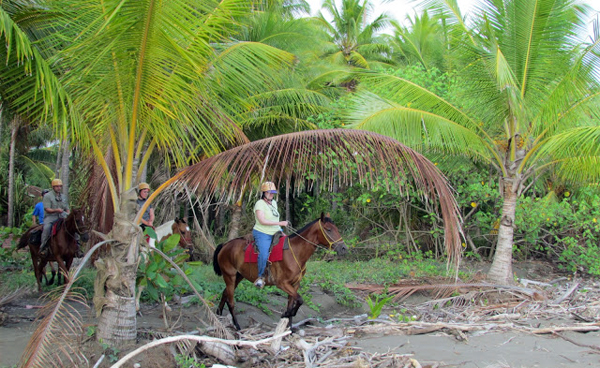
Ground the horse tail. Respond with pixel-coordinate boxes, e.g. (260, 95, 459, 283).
(16, 229, 31, 250)
(213, 243, 224, 276)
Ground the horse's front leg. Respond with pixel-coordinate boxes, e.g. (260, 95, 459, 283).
(279, 281, 303, 330)
(54, 254, 70, 285)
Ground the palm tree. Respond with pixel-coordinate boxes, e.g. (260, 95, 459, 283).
(1, 0, 310, 346)
(385, 10, 448, 71)
(317, 0, 393, 70)
(344, 0, 600, 284)
(2, 1, 462, 358)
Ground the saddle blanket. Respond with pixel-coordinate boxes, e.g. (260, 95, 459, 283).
(51, 219, 64, 236)
(244, 236, 286, 263)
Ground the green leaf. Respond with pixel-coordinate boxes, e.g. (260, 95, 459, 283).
(163, 234, 180, 252)
(146, 284, 159, 301)
(144, 227, 157, 240)
(155, 274, 169, 289)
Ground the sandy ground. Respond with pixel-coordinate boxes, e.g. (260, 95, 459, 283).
(1, 263, 600, 367)
(354, 331, 600, 367)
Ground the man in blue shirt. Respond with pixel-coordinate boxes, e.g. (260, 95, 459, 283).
(32, 189, 49, 225)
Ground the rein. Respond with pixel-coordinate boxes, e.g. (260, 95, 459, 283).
(285, 220, 343, 284)
(64, 214, 88, 239)
(287, 220, 342, 251)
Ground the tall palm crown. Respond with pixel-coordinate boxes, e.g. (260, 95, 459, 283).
(386, 10, 448, 71)
(345, 0, 600, 284)
(318, 0, 393, 68)
(2, 0, 313, 209)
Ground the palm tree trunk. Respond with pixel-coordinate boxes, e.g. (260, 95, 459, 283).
(7, 117, 18, 227)
(0, 104, 4, 142)
(227, 202, 243, 240)
(54, 141, 62, 177)
(487, 177, 519, 284)
(95, 189, 140, 347)
(60, 137, 70, 198)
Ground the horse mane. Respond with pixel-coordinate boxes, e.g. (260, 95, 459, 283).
(289, 216, 333, 239)
(64, 210, 77, 233)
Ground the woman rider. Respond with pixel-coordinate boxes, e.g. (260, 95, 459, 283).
(253, 181, 288, 288)
(136, 182, 155, 231)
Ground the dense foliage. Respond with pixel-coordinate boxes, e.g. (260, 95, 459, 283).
(1, 0, 599, 291)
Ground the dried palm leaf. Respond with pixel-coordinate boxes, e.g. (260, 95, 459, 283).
(0, 287, 32, 307)
(348, 281, 542, 305)
(18, 240, 116, 368)
(18, 286, 89, 368)
(166, 129, 463, 264)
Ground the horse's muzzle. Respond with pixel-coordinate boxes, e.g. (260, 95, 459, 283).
(334, 241, 348, 256)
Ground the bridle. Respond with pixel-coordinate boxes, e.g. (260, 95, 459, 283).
(64, 212, 88, 238)
(286, 219, 344, 282)
(177, 227, 193, 248)
(287, 219, 343, 251)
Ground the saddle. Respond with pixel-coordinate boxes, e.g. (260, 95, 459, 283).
(51, 219, 64, 236)
(28, 225, 43, 246)
(33, 220, 64, 251)
(244, 232, 289, 263)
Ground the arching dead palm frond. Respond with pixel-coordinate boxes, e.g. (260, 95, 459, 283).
(167, 129, 463, 264)
(18, 286, 89, 368)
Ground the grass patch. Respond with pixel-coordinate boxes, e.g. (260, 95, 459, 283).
(2, 250, 459, 315)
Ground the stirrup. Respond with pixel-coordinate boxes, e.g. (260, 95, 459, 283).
(40, 246, 50, 257)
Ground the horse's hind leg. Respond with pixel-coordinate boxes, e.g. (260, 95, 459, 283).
(217, 273, 243, 330)
(34, 258, 48, 293)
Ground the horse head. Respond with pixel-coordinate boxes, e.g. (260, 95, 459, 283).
(173, 218, 192, 247)
(69, 208, 90, 242)
(319, 212, 348, 256)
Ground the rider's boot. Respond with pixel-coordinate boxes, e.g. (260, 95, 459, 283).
(40, 242, 50, 257)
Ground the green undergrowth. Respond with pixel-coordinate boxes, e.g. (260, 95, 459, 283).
(0, 246, 96, 295)
(2, 250, 460, 316)
(301, 257, 453, 308)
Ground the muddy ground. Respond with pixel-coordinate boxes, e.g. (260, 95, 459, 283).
(1, 261, 599, 367)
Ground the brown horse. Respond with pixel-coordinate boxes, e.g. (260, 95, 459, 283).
(213, 213, 347, 330)
(135, 218, 193, 311)
(17, 208, 90, 292)
(164, 218, 193, 255)
(151, 218, 192, 250)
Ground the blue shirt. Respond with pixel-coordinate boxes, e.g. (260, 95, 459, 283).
(33, 201, 45, 224)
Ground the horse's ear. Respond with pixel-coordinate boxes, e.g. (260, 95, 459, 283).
(175, 217, 179, 222)
(320, 212, 325, 221)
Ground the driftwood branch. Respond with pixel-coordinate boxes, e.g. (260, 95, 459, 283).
(552, 332, 600, 351)
(553, 282, 580, 304)
(110, 331, 292, 368)
(531, 323, 600, 334)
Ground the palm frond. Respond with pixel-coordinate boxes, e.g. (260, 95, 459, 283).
(18, 286, 89, 368)
(532, 126, 600, 183)
(0, 6, 70, 130)
(170, 129, 463, 264)
(344, 91, 490, 158)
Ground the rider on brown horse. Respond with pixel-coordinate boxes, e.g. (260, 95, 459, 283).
(252, 181, 288, 288)
(40, 179, 83, 258)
